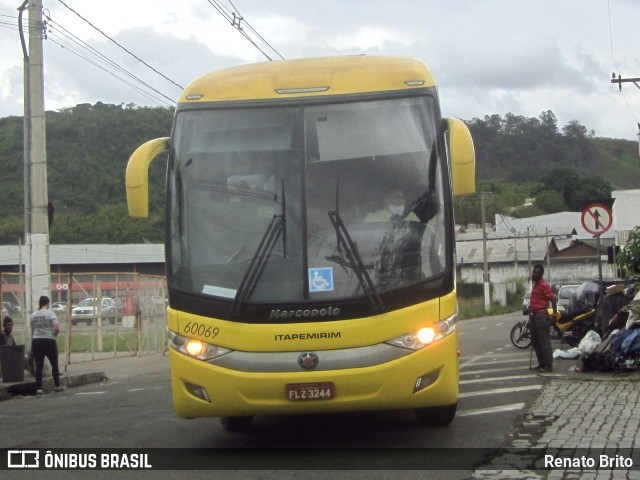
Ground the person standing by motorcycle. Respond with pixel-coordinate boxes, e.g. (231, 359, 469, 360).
(529, 263, 557, 372)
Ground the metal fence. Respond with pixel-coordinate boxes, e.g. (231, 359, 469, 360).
(0, 272, 167, 366)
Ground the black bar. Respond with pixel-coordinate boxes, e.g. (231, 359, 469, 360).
(1, 448, 638, 471)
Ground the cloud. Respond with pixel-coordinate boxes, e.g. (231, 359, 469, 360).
(0, 0, 639, 139)
(0, 64, 24, 116)
(43, 27, 239, 110)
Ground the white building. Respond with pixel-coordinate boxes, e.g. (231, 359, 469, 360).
(612, 189, 640, 246)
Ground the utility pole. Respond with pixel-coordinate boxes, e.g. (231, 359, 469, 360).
(18, 1, 30, 325)
(512, 229, 519, 279)
(611, 74, 640, 91)
(481, 192, 490, 311)
(611, 74, 640, 156)
(527, 226, 532, 288)
(545, 227, 551, 282)
(24, 0, 51, 317)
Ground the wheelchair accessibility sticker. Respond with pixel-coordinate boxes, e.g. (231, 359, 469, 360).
(309, 267, 334, 292)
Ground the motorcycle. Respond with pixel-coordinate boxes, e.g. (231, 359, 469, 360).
(510, 281, 601, 349)
(552, 281, 600, 345)
(509, 309, 596, 349)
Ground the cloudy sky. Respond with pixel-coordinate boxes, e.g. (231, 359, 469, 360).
(0, 0, 639, 140)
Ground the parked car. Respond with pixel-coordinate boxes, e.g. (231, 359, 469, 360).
(71, 297, 117, 325)
(522, 290, 531, 315)
(2, 301, 20, 314)
(51, 302, 68, 314)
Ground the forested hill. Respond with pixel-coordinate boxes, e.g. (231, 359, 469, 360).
(0, 103, 173, 245)
(0, 103, 638, 245)
(467, 111, 640, 187)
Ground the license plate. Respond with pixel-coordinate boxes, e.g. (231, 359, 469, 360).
(286, 382, 335, 401)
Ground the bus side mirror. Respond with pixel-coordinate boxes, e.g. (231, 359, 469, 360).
(444, 118, 475, 197)
(126, 137, 169, 218)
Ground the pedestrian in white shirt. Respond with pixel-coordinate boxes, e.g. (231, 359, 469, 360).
(30, 295, 64, 397)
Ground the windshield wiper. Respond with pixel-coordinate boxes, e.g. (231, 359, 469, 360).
(230, 182, 286, 316)
(327, 210, 385, 313)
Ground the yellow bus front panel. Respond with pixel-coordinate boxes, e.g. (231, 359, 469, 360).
(169, 329, 458, 418)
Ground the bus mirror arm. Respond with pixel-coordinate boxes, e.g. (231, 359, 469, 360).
(126, 137, 170, 218)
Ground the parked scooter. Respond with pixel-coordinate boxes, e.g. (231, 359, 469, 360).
(551, 281, 601, 345)
(510, 281, 601, 349)
(510, 310, 591, 349)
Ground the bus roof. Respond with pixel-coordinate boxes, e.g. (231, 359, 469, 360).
(178, 55, 436, 104)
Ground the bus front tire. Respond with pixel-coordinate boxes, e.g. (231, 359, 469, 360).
(220, 416, 253, 432)
(415, 403, 457, 427)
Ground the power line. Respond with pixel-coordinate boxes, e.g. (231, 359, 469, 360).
(2, 10, 174, 108)
(46, 32, 174, 107)
(607, 0, 640, 127)
(45, 16, 176, 105)
(607, 0, 616, 73)
(56, 0, 183, 90)
(227, 0, 284, 60)
(206, 0, 284, 61)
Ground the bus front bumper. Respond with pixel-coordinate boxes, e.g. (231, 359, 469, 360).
(169, 334, 458, 419)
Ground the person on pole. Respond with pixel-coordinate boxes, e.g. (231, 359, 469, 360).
(529, 263, 557, 373)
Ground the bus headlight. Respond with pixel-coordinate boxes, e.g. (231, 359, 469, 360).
(385, 313, 457, 350)
(167, 329, 231, 361)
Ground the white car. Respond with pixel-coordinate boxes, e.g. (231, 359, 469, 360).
(51, 302, 68, 314)
(71, 298, 117, 325)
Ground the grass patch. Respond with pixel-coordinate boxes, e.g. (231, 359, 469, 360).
(66, 330, 139, 353)
(12, 327, 165, 354)
(458, 295, 521, 320)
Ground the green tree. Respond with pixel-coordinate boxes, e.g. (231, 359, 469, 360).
(537, 168, 612, 210)
(617, 226, 640, 275)
(535, 190, 566, 213)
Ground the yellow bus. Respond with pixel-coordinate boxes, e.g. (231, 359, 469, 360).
(126, 56, 475, 431)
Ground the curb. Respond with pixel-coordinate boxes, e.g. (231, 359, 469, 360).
(0, 371, 108, 400)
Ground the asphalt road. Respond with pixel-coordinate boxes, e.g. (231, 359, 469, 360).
(1, 311, 548, 479)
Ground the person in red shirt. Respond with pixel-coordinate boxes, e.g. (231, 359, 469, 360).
(529, 263, 557, 372)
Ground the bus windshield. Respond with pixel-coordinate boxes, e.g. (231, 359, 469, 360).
(169, 95, 446, 307)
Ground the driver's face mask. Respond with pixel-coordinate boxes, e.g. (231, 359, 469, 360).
(388, 204, 404, 216)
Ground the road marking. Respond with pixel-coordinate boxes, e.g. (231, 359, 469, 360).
(457, 403, 525, 417)
(460, 356, 528, 368)
(74, 391, 107, 395)
(460, 350, 529, 361)
(127, 388, 146, 392)
(462, 350, 529, 359)
(460, 365, 532, 376)
(458, 385, 542, 398)
(461, 358, 530, 368)
(460, 374, 536, 385)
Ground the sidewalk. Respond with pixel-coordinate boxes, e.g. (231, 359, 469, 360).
(474, 362, 640, 479)
(0, 351, 169, 400)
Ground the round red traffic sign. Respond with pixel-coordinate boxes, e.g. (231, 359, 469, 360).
(581, 203, 612, 236)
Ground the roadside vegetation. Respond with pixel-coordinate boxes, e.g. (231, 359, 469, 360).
(458, 281, 527, 320)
